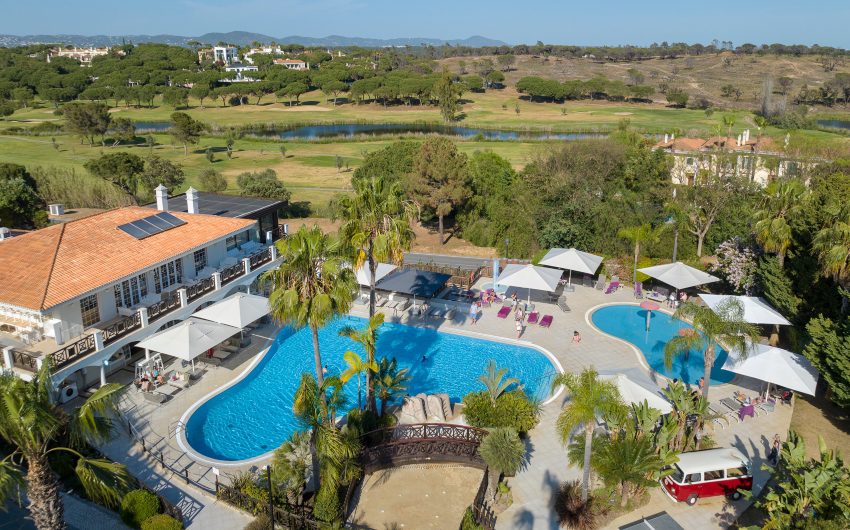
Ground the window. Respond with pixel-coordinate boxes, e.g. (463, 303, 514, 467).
(114, 274, 149, 309)
(226, 236, 237, 251)
(80, 294, 100, 328)
(236, 231, 250, 246)
(726, 466, 747, 478)
(685, 157, 695, 166)
(703, 469, 724, 481)
(153, 258, 184, 294)
(193, 248, 208, 272)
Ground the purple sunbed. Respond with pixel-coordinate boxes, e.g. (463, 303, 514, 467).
(605, 281, 620, 294)
(527, 311, 539, 324)
(539, 314, 553, 328)
(497, 305, 511, 319)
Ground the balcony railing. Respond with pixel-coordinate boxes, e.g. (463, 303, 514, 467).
(147, 292, 181, 323)
(102, 312, 142, 345)
(12, 350, 39, 372)
(51, 334, 97, 369)
(249, 248, 272, 270)
(220, 262, 245, 286)
(186, 276, 215, 302)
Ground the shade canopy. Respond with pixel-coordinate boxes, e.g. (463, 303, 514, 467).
(355, 262, 397, 286)
(600, 373, 673, 413)
(193, 292, 270, 329)
(497, 264, 562, 293)
(136, 317, 241, 361)
(699, 295, 791, 326)
(539, 248, 603, 275)
(375, 268, 451, 298)
(722, 343, 819, 396)
(638, 261, 720, 290)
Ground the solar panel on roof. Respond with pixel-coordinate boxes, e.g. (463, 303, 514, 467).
(156, 212, 186, 227)
(117, 212, 187, 239)
(117, 223, 151, 239)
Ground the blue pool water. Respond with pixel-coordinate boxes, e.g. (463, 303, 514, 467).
(185, 317, 557, 461)
(591, 305, 735, 386)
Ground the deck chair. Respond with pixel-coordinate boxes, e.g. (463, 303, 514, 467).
(539, 315, 553, 328)
(595, 275, 607, 290)
(496, 306, 511, 318)
(557, 296, 571, 313)
(527, 311, 539, 324)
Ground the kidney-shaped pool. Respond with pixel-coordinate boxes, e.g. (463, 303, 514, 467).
(183, 316, 559, 462)
(590, 304, 735, 387)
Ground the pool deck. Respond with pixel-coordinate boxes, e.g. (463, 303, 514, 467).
(105, 282, 792, 530)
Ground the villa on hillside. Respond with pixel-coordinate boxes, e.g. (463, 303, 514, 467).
(243, 45, 284, 63)
(654, 130, 805, 186)
(224, 62, 259, 74)
(198, 46, 239, 65)
(273, 58, 309, 70)
(47, 46, 119, 66)
(0, 187, 283, 397)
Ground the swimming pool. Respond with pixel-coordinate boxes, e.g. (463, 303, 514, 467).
(183, 316, 558, 462)
(590, 304, 735, 386)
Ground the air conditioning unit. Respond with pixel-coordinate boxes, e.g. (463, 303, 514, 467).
(59, 382, 78, 404)
(48, 204, 65, 216)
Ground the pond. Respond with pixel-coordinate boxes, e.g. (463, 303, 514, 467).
(133, 120, 604, 141)
(816, 119, 850, 131)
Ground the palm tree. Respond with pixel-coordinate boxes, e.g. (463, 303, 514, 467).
(663, 299, 759, 401)
(293, 373, 349, 491)
(479, 360, 519, 405)
(339, 313, 384, 412)
(478, 428, 527, 502)
(617, 223, 665, 285)
(753, 179, 807, 267)
(0, 363, 134, 530)
(813, 203, 850, 312)
(664, 201, 689, 262)
(340, 351, 378, 410)
(374, 357, 411, 417)
(662, 381, 698, 451)
(550, 368, 623, 501)
(572, 433, 669, 507)
(753, 115, 768, 139)
(261, 225, 356, 410)
(335, 174, 417, 318)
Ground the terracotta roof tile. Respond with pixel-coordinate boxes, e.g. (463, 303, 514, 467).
(0, 207, 255, 311)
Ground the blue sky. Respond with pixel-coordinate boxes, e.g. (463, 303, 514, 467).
(4, 0, 849, 47)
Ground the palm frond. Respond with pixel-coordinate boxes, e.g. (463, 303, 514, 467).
(70, 383, 123, 448)
(74, 456, 134, 509)
(0, 458, 23, 510)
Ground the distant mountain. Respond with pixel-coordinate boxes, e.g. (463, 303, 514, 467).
(0, 32, 508, 48)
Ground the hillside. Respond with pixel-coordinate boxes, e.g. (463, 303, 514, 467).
(438, 53, 850, 110)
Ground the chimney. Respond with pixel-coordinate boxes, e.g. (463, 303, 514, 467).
(664, 134, 669, 143)
(155, 184, 169, 211)
(737, 134, 742, 147)
(186, 187, 200, 214)
(48, 204, 64, 216)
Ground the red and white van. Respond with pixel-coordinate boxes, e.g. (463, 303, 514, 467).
(661, 448, 753, 505)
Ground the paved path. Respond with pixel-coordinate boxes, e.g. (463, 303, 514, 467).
(1, 492, 130, 530)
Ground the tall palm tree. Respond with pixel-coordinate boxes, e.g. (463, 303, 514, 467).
(335, 175, 417, 318)
(339, 313, 384, 412)
(813, 202, 850, 312)
(478, 428, 527, 502)
(374, 357, 411, 417)
(0, 363, 134, 530)
(339, 351, 377, 410)
(618, 223, 665, 285)
(551, 368, 623, 501)
(261, 225, 356, 409)
(753, 179, 807, 267)
(663, 299, 759, 401)
(664, 201, 689, 262)
(479, 360, 519, 405)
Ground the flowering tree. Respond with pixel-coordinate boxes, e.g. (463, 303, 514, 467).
(711, 237, 758, 294)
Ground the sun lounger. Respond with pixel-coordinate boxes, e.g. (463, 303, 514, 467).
(429, 308, 445, 318)
(605, 281, 620, 294)
(646, 291, 666, 302)
(375, 296, 387, 307)
(496, 306, 511, 319)
(557, 296, 571, 313)
(444, 308, 456, 320)
(539, 315, 553, 328)
(527, 311, 539, 324)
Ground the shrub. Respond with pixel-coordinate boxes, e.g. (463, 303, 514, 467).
(244, 514, 273, 530)
(460, 506, 483, 530)
(312, 483, 341, 523)
(463, 390, 540, 433)
(140, 514, 183, 530)
(120, 489, 161, 529)
(553, 480, 597, 530)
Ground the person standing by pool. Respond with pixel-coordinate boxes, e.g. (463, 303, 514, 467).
(769, 433, 781, 465)
(470, 301, 480, 324)
(515, 317, 524, 338)
(511, 292, 518, 309)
